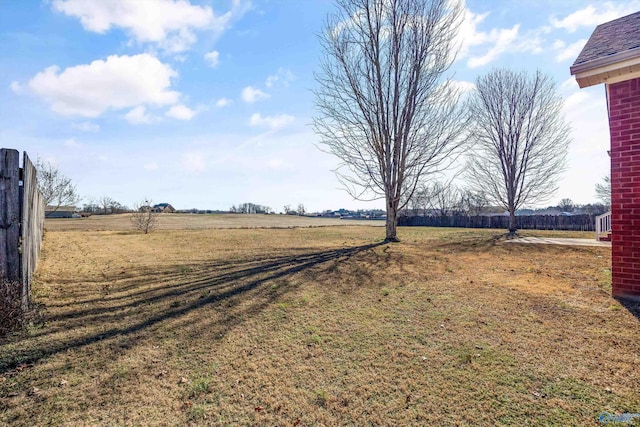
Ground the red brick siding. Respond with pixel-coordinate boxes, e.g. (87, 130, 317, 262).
(608, 77, 640, 299)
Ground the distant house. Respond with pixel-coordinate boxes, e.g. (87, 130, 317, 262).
(45, 206, 77, 218)
(152, 203, 176, 213)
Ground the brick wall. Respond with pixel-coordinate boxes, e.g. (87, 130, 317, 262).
(608, 77, 640, 300)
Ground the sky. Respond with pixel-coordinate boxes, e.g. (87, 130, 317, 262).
(1, 0, 638, 213)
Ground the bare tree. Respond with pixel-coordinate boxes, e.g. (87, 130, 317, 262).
(110, 200, 128, 214)
(421, 181, 461, 217)
(36, 158, 79, 216)
(409, 185, 430, 215)
(98, 195, 123, 215)
(595, 175, 611, 207)
(297, 203, 306, 216)
(131, 199, 158, 234)
(467, 69, 570, 235)
(82, 198, 100, 215)
(458, 188, 487, 216)
(558, 198, 574, 212)
(314, 0, 467, 242)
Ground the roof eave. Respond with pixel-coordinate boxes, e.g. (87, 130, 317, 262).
(571, 46, 640, 75)
(572, 49, 640, 88)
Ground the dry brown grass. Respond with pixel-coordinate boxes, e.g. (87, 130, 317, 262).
(44, 213, 384, 232)
(1, 220, 638, 426)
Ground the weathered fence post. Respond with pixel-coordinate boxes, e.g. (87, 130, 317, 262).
(0, 149, 21, 283)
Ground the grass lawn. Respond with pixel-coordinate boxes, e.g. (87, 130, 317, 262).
(1, 215, 638, 426)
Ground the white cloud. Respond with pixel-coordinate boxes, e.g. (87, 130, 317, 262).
(265, 68, 295, 88)
(204, 50, 220, 68)
(457, 6, 552, 68)
(467, 24, 520, 68)
(182, 151, 206, 172)
(9, 81, 22, 93)
(550, 2, 640, 33)
(456, 9, 491, 60)
(563, 90, 591, 111)
(215, 97, 232, 107)
(450, 80, 476, 94)
(456, 5, 576, 68)
(63, 138, 84, 149)
(560, 77, 579, 92)
(268, 158, 290, 170)
(25, 54, 179, 117)
(125, 106, 154, 124)
(72, 121, 100, 132)
(241, 86, 269, 103)
(166, 104, 197, 121)
(554, 38, 587, 63)
(52, 0, 251, 53)
(249, 113, 294, 130)
(144, 162, 159, 171)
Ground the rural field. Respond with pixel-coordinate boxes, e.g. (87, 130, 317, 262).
(43, 213, 385, 232)
(1, 215, 639, 426)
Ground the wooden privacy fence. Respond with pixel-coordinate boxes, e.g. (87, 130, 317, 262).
(399, 214, 597, 231)
(0, 148, 45, 311)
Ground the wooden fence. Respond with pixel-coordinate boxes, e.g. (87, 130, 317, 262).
(399, 214, 597, 231)
(0, 149, 45, 311)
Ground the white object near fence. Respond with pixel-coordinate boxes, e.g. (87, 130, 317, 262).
(596, 211, 611, 242)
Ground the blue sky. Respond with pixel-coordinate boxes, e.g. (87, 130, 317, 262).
(1, 0, 638, 212)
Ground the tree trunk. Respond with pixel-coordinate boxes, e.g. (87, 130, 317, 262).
(508, 210, 517, 236)
(385, 203, 399, 242)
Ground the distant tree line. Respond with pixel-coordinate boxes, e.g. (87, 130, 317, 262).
(283, 204, 306, 216)
(229, 203, 273, 214)
(82, 196, 129, 215)
(403, 184, 609, 218)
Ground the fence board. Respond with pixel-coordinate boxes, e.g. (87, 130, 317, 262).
(20, 153, 45, 310)
(0, 148, 45, 313)
(0, 149, 20, 283)
(399, 214, 597, 231)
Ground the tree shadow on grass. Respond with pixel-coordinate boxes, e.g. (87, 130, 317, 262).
(0, 242, 384, 373)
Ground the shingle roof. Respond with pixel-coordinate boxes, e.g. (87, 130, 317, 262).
(572, 11, 640, 67)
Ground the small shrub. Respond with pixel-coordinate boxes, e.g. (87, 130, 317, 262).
(131, 198, 158, 234)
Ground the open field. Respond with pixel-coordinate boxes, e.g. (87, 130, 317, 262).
(44, 213, 385, 232)
(1, 218, 639, 425)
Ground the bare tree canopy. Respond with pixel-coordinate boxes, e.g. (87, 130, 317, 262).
(98, 196, 117, 215)
(467, 68, 570, 234)
(36, 158, 79, 214)
(314, 0, 468, 242)
(458, 188, 487, 216)
(558, 198, 574, 212)
(595, 175, 611, 207)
